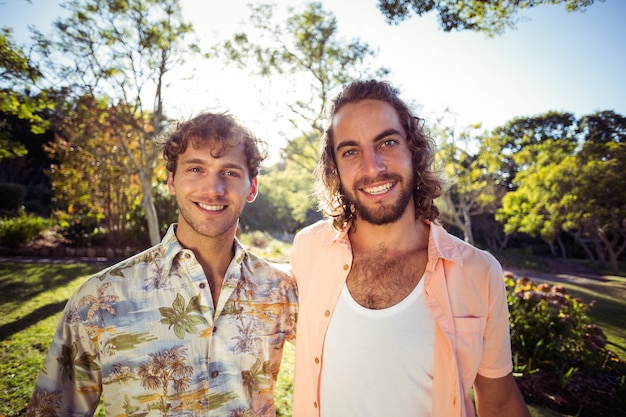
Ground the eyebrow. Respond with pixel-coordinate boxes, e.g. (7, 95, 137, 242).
(179, 158, 246, 171)
(335, 128, 404, 153)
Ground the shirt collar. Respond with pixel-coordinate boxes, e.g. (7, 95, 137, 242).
(427, 220, 464, 265)
(324, 218, 464, 265)
(158, 224, 250, 275)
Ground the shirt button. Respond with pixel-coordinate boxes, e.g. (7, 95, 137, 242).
(213, 326, 217, 333)
(199, 283, 206, 289)
(314, 402, 318, 408)
(343, 264, 349, 271)
(211, 371, 219, 378)
(314, 357, 320, 364)
(184, 253, 191, 259)
(324, 310, 330, 317)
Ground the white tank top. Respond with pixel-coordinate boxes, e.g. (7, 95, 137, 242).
(320, 277, 435, 417)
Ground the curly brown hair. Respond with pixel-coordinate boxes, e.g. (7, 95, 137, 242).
(156, 111, 267, 179)
(316, 80, 446, 230)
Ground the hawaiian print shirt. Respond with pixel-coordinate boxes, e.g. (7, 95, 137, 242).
(26, 224, 298, 417)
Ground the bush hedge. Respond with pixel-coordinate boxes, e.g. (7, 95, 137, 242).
(0, 212, 52, 248)
(506, 272, 626, 415)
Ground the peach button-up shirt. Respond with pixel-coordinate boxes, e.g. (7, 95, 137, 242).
(290, 219, 513, 417)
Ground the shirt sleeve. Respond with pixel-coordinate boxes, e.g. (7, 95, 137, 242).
(478, 258, 513, 379)
(26, 295, 102, 416)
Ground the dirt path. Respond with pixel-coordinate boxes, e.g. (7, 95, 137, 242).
(503, 257, 626, 298)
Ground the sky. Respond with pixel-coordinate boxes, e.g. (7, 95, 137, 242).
(1, 0, 625, 159)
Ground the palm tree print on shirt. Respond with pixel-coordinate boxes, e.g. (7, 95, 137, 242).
(136, 345, 193, 417)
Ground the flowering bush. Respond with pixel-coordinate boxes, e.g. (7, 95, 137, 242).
(505, 272, 626, 415)
(505, 273, 618, 372)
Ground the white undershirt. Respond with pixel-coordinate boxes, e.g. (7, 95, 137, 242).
(320, 277, 435, 417)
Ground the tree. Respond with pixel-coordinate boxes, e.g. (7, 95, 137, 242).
(241, 160, 321, 233)
(434, 122, 500, 245)
(492, 112, 578, 256)
(0, 27, 49, 160)
(561, 111, 626, 274)
(496, 142, 575, 257)
(33, 0, 198, 245)
(219, 2, 388, 169)
(377, 0, 603, 36)
(46, 95, 156, 243)
(482, 111, 578, 192)
(495, 110, 626, 273)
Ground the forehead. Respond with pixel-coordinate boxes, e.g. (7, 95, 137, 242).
(179, 140, 248, 165)
(332, 99, 403, 140)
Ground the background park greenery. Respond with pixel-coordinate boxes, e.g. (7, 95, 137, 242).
(1, 0, 625, 415)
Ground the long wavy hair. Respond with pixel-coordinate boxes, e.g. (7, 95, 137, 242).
(316, 80, 445, 230)
(156, 111, 267, 180)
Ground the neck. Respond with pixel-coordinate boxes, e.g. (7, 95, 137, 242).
(349, 208, 428, 254)
(175, 223, 237, 286)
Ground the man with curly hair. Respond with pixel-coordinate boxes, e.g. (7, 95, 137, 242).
(290, 80, 529, 417)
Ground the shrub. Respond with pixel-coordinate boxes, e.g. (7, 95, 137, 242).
(506, 273, 620, 372)
(0, 183, 26, 215)
(505, 272, 626, 415)
(0, 212, 52, 248)
(53, 208, 106, 248)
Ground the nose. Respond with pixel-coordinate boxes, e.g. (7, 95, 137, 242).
(202, 174, 225, 197)
(362, 148, 386, 177)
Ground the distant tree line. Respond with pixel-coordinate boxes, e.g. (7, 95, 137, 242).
(2, 0, 622, 273)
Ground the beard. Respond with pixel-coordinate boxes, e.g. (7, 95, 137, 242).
(344, 173, 415, 226)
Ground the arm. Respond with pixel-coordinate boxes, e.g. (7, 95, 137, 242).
(474, 372, 530, 417)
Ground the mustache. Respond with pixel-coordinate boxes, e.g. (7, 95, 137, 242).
(353, 173, 402, 189)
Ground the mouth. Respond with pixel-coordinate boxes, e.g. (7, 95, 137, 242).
(361, 182, 394, 196)
(197, 202, 226, 211)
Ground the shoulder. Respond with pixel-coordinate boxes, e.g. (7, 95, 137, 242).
(73, 244, 165, 293)
(294, 219, 337, 246)
(245, 250, 291, 276)
(430, 222, 502, 277)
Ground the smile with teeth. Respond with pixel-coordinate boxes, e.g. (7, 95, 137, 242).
(362, 182, 393, 195)
(197, 202, 226, 211)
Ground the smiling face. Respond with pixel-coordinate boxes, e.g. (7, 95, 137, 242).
(167, 140, 257, 246)
(332, 99, 416, 226)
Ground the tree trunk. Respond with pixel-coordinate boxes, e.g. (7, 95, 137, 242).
(571, 231, 596, 262)
(140, 172, 161, 246)
(556, 234, 567, 259)
(597, 230, 621, 275)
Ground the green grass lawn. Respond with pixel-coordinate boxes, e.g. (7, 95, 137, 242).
(0, 262, 101, 416)
(1, 259, 624, 416)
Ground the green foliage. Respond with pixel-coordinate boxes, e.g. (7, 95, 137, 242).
(377, 0, 602, 36)
(0, 211, 51, 248)
(494, 110, 626, 274)
(506, 273, 622, 374)
(53, 206, 107, 248)
(241, 161, 320, 234)
(0, 28, 51, 137)
(239, 231, 293, 263)
(0, 183, 26, 214)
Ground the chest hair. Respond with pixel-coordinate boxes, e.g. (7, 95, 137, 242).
(347, 246, 427, 309)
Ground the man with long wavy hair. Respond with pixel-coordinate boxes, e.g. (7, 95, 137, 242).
(290, 80, 529, 417)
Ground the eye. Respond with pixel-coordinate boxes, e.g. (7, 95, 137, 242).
(189, 166, 203, 173)
(223, 170, 241, 177)
(380, 138, 398, 149)
(341, 148, 358, 158)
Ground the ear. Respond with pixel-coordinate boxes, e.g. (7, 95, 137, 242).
(246, 177, 258, 203)
(167, 172, 176, 195)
